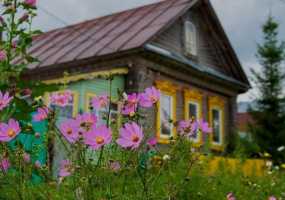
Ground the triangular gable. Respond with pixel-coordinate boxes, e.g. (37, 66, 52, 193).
(146, 0, 250, 86)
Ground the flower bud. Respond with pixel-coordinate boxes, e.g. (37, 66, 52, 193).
(23, 153, 31, 163)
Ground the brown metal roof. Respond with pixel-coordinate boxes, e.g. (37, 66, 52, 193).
(26, 0, 194, 69)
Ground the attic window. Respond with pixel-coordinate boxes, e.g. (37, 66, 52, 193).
(184, 21, 197, 56)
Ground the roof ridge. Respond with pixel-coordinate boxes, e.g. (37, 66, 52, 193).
(35, 0, 169, 38)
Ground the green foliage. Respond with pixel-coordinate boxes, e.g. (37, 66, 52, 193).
(229, 134, 261, 159)
(250, 16, 285, 164)
(1, 144, 285, 200)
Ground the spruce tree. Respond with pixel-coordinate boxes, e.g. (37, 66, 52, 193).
(250, 16, 285, 164)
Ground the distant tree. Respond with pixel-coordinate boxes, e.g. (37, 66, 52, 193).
(250, 16, 285, 164)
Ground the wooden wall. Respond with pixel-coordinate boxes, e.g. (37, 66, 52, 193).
(151, 7, 231, 77)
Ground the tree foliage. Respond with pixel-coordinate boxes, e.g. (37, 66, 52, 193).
(250, 16, 285, 164)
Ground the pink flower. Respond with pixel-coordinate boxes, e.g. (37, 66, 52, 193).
(226, 193, 236, 200)
(0, 119, 21, 142)
(0, 158, 10, 173)
(12, 40, 17, 49)
(34, 160, 41, 169)
(121, 93, 139, 117)
(178, 120, 198, 137)
(58, 160, 73, 177)
(198, 119, 212, 134)
(24, 0, 36, 7)
(60, 119, 80, 144)
(84, 125, 112, 150)
(0, 50, 7, 61)
(19, 13, 29, 23)
(20, 88, 32, 97)
(139, 87, 160, 108)
(35, 132, 41, 138)
(23, 153, 31, 163)
(50, 90, 73, 107)
(0, 16, 4, 24)
(76, 113, 97, 132)
(0, 91, 13, 111)
(109, 160, 121, 172)
(116, 122, 143, 149)
(91, 94, 108, 110)
(269, 196, 277, 200)
(147, 137, 157, 147)
(33, 107, 49, 122)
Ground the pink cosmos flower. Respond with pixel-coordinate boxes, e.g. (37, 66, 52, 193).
(23, 153, 31, 163)
(20, 88, 32, 98)
(178, 120, 198, 137)
(268, 196, 277, 200)
(0, 158, 10, 173)
(34, 160, 41, 169)
(139, 87, 160, 108)
(35, 132, 41, 138)
(226, 193, 236, 200)
(84, 125, 112, 150)
(0, 16, 4, 24)
(58, 160, 73, 177)
(24, 0, 36, 7)
(50, 90, 73, 107)
(0, 50, 7, 61)
(0, 91, 13, 111)
(12, 41, 17, 49)
(91, 94, 108, 110)
(121, 93, 139, 117)
(19, 13, 29, 22)
(0, 119, 21, 142)
(76, 113, 97, 133)
(33, 107, 49, 122)
(59, 119, 80, 144)
(109, 160, 121, 172)
(116, 122, 143, 149)
(147, 137, 157, 147)
(198, 119, 212, 134)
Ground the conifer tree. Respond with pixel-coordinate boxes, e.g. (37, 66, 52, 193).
(250, 16, 285, 164)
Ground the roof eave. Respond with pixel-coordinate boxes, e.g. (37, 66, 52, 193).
(144, 43, 250, 93)
(202, 0, 250, 86)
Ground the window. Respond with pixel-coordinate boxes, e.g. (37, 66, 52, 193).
(188, 102, 200, 142)
(85, 92, 120, 127)
(159, 93, 173, 138)
(45, 90, 79, 118)
(184, 89, 203, 144)
(156, 81, 177, 144)
(209, 96, 225, 150)
(211, 108, 221, 144)
(184, 21, 197, 56)
(189, 102, 198, 119)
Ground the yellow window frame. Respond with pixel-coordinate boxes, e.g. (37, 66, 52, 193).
(208, 96, 225, 151)
(156, 80, 177, 144)
(184, 89, 203, 146)
(44, 90, 79, 118)
(84, 91, 122, 128)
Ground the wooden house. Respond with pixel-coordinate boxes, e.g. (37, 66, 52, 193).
(23, 0, 250, 152)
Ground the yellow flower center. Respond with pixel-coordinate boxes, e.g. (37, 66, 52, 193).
(81, 121, 93, 131)
(8, 129, 16, 138)
(150, 95, 157, 102)
(131, 135, 139, 143)
(67, 128, 73, 135)
(129, 111, 135, 117)
(96, 136, 104, 144)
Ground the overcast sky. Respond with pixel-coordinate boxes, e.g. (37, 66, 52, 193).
(32, 0, 285, 102)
